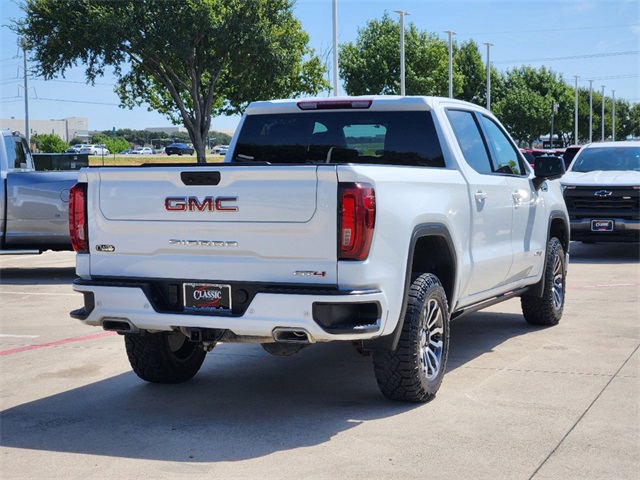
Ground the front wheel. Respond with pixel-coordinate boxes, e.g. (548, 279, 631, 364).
(124, 331, 206, 383)
(373, 273, 450, 402)
(521, 237, 566, 325)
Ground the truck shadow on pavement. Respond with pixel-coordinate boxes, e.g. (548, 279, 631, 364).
(0, 266, 76, 285)
(0, 311, 533, 462)
(568, 241, 639, 264)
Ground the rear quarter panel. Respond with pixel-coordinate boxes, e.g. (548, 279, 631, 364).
(336, 164, 470, 337)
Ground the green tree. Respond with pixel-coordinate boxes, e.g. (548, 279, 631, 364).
(339, 13, 450, 96)
(14, 0, 327, 163)
(630, 103, 640, 138)
(575, 87, 592, 144)
(93, 133, 130, 154)
(32, 133, 69, 153)
(493, 66, 572, 146)
(612, 98, 632, 141)
(454, 40, 486, 105)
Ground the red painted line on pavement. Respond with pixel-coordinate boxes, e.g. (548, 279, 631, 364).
(0, 331, 116, 357)
(567, 282, 640, 290)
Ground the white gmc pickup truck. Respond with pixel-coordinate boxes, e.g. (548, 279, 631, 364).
(70, 96, 569, 402)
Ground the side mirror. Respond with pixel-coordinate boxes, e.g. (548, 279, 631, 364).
(533, 155, 565, 190)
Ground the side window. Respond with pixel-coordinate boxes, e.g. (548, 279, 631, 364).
(4, 135, 32, 170)
(447, 110, 493, 174)
(480, 116, 525, 176)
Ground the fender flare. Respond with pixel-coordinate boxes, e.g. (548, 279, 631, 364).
(363, 223, 457, 352)
(523, 209, 570, 298)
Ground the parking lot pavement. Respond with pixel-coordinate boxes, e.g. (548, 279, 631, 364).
(0, 244, 638, 480)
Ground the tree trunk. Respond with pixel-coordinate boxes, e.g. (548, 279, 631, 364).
(194, 141, 207, 164)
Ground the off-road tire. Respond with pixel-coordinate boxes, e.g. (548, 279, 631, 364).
(373, 273, 450, 403)
(124, 331, 206, 383)
(521, 237, 566, 326)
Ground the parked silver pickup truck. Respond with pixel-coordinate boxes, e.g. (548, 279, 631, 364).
(0, 129, 77, 254)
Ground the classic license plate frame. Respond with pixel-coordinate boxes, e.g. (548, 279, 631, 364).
(183, 283, 232, 311)
(591, 219, 614, 232)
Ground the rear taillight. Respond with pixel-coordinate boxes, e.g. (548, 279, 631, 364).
(69, 183, 88, 253)
(339, 183, 376, 260)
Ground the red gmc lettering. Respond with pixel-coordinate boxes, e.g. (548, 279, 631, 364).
(165, 196, 238, 212)
(215, 197, 239, 212)
(189, 197, 213, 211)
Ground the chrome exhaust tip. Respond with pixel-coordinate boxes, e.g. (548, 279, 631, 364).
(102, 318, 139, 334)
(272, 327, 314, 344)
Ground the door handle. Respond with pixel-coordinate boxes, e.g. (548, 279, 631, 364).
(474, 190, 488, 202)
(512, 189, 524, 208)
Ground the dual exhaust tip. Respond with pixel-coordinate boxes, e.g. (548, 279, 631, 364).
(102, 320, 314, 345)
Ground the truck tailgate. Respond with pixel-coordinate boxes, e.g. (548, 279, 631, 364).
(85, 165, 338, 283)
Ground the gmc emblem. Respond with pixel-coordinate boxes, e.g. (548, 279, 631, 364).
(165, 196, 238, 212)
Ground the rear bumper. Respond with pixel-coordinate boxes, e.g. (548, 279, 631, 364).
(71, 280, 389, 342)
(569, 218, 640, 242)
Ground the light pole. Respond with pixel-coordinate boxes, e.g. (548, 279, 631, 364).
(20, 38, 30, 147)
(394, 10, 409, 96)
(332, 0, 339, 96)
(444, 30, 456, 98)
(574, 75, 579, 145)
(588, 80, 593, 143)
(601, 85, 606, 141)
(550, 103, 559, 149)
(483, 42, 493, 110)
(612, 90, 616, 141)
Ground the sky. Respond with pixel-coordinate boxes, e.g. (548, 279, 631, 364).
(1, 0, 638, 134)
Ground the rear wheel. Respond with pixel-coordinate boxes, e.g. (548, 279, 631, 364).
(373, 273, 450, 402)
(521, 237, 566, 325)
(124, 331, 206, 383)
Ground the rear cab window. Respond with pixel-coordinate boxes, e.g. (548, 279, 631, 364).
(232, 111, 445, 168)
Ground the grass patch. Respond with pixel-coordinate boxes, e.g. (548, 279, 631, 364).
(88, 154, 226, 166)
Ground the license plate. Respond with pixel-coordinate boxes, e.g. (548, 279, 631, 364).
(591, 219, 614, 232)
(183, 283, 231, 311)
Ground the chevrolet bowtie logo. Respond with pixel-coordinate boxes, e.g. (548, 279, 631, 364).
(594, 190, 612, 197)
